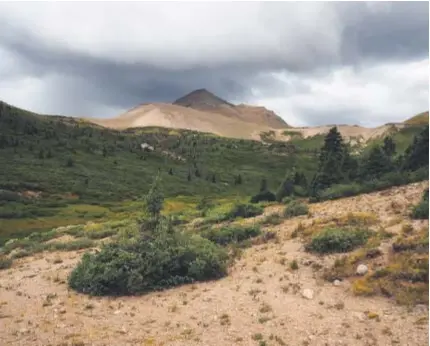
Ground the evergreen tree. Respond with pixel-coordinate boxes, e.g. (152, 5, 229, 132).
(361, 145, 393, 180)
(168, 168, 174, 175)
(403, 126, 429, 171)
(211, 174, 216, 183)
(259, 178, 268, 192)
(187, 171, 192, 181)
(234, 174, 242, 185)
(275, 170, 295, 202)
(66, 157, 74, 167)
(382, 136, 396, 157)
(145, 174, 164, 219)
(38, 149, 44, 159)
(311, 127, 349, 193)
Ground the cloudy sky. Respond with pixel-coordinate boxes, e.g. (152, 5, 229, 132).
(0, 2, 428, 127)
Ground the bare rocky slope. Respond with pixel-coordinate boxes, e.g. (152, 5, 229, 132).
(1, 181, 428, 346)
(86, 89, 426, 143)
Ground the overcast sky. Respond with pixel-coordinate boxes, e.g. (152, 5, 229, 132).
(0, 2, 428, 127)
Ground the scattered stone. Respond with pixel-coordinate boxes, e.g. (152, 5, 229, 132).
(114, 310, 121, 315)
(302, 259, 313, 266)
(333, 280, 341, 287)
(301, 289, 314, 300)
(19, 328, 29, 335)
(356, 264, 368, 276)
(59, 307, 66, 314)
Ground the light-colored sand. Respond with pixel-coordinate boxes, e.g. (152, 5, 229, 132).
(0, 181, 428, 346)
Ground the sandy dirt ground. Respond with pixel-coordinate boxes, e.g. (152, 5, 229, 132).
(1, 182, 428, 346)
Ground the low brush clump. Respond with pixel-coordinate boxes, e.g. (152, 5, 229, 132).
(0, 255, 12, 270)
(305, 228, 372, 254)
(69, 218, 228, 296)
(200, 224, 261, 246)
(411, 189, 429, 220)
(283, 201, 309, 219)
(222, 203, 263, 221)
(261, 213, 283, 226)
(326, 225, 429, 306)
(68, 176, 229, 296)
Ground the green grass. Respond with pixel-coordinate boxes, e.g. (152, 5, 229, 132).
(0, 101, 427, 245)
(0, 101, 319, 243)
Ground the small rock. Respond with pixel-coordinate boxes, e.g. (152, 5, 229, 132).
(356, 264, 368, 276)
(333, 280, 341, 287)
(114, 310, 121, 315)
(59, 308, 66, 314)
(19, 328, 29, 335)
(302, 259, 313, 266)
(302, 289, 314, 300)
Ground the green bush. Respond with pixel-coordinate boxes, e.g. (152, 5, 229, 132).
(0, 256, 12, 270)
(49, 238, 95, 251)
(201, 225, 261, 246)
(250, 190, 276, 204)
(411, 189, 429, 220)
(68, 227, 228, 296)
(222, 203, 263, 221)
(312, 169, 429, 203)
(282, 196, 295, 204)
(261, 213, 283, 225)
(305, 228, 372, 254)
(283, 201, 308, 218)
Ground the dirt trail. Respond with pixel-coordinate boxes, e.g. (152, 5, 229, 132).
(0, 182, 428, 346)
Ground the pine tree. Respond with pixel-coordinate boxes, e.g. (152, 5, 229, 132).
(276, 170, 295, 201)
(312, 127, 349, 191)
(382, 136, 396, 157)
(211, 174, 216, 183)
(168, 168, 174, 175)
(145, 174, 164, 219)
(362, 145, 393, 179)
(234, 174, 242, 185)
(259, 178, 268, 192)
(66, 157, 74, 167)
(403, 126, 429, 171)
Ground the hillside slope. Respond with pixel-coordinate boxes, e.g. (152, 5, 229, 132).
(88, 89, 289, 138)
(0, 181, 428, 346)
(405, 111, 429, 125)
(88, 102, 273, 140)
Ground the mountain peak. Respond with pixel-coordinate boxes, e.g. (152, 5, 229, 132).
(173, 89, 234, 109)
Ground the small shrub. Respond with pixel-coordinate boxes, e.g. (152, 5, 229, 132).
(250, 190, 276, 204)
(68, 228, 228, 296)
(49, 238, 95, 251)
(261, 213, 283, 225)
(222, 203, 263, 221)
(201, 225, 261, 246)
(290, 259, 299, 270)
(0, 256, 12, 270)
(305, 228, 372, 254)
(411, 189, 429, 220)
(283, 201, 308, 218)
(281, 196, 295, 205)
(252, 333, 263, 341)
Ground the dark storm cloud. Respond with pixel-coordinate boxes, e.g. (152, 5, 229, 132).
(0, 2, 428, 125)
(339, 2, 429, 63)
